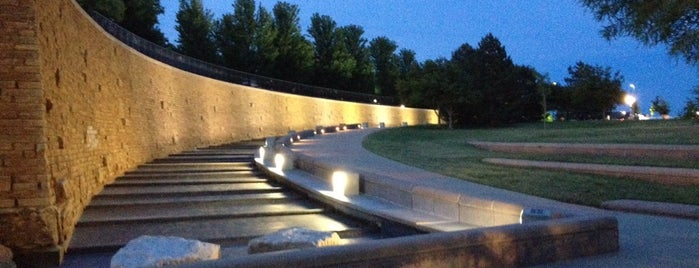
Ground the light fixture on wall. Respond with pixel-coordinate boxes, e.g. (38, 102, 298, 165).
(331, 171, 359, 196)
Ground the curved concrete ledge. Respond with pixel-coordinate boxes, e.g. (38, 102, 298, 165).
(483, 158, 699, 186)
(469, 141, 699, 160)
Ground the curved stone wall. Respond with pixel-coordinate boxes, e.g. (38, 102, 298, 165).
(0, 0, 437, 264)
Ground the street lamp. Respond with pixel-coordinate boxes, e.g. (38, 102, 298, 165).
(624, 94, 636, 107)
(624, 94, 637, 120)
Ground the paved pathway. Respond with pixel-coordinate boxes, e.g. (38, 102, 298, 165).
(290, 129, 699, 267)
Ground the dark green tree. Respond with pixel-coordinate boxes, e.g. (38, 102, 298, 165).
(460, 33, 538, 126)
(77, 0, 126, 22)
(214, 0, 256, 71)
(308, 14, 355, 89)
(121, 0, 168, 46)
(175, 0, 218, 62)
(548, 82, 572, 120)
(338, 25, 373, 93)
(449, 42, 483, 125)
(680, 86, 699, 119)
(421, 58, 462, 129)
(395, 49, 422, 105)
(369, 36, 399, 96)
(564, 61, 624, 120)
(651, 95, 671, 115)
(252, 5, 278, 76)
(580, 0, 699, 64)
(271, 2, 314, 82)
(507, 65, 542, 123)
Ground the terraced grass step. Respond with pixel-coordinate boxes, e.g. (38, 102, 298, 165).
(78, 201, 326, 226)
(97, 182, 282, 197)
(89, 192, 301, 207)
(69, 213, 367, 253)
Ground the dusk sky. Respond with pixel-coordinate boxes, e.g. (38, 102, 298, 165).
(157, 0, 698, 115)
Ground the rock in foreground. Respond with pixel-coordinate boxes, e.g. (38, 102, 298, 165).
(248, 227, 341, 254)
(110, 236, 219, 268)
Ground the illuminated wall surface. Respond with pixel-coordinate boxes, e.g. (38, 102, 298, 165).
(0, 0, 437, 261)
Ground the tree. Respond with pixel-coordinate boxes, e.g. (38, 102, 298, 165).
(175, 0, 218, 62)
(448, 34, 541, 126)
(472, 33, 518, 125)
(77, 0, 126, 22)
(271, 2, 314, 82)
(251, 5, 278, 76)
(651, 96, 671, 116)
(564, 61, 624, 120)
(680, 86, 699, 119)
(121, 0, 168, 46)
(308, 14, 356, 90)
(369, 36, 399, 96)
(421, 58, 461, 129)
(448, 42, 482, 124)
(395, 49, 422, 105)
(214, 0, 256, 71)
(78, 0, 168, 47)
(338, 25, 373, 94)
(580, 0, 699, 64)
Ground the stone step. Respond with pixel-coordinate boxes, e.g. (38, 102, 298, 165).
(78, 200, 326, 226)
(97, 182, 282, 197)
(108, 176, 268, 186)
(129, 162, 255, 173)
(89, 192, 301, 207)
(202, 143, 262, 150)
(68, 213, 368, 253)
(65, 141, 381, 259)
(118, 170, 260, 180)
(151, 155, 254, 163)
(174, 150, 256, 156)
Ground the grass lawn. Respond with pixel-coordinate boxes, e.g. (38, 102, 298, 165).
(362, 120, 699, 207)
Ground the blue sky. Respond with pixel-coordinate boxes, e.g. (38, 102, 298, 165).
(158, 0, 698, 115)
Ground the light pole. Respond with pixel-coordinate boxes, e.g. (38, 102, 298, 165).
(624, 94, 637, 120)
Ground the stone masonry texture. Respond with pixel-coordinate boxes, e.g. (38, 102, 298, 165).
(0, 0, 438, 265)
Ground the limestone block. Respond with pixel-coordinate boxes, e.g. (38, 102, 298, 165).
(110, 236, 219, 268)
(248, 227, 341, 254)
(0, 244, 15, 268)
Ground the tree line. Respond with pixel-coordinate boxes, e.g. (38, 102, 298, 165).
(84, 0, 684, 127)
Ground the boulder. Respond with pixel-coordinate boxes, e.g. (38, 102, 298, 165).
(248, 227, 341, 254)
(110, 236, 219, 268)
(0, 244, 15, 268)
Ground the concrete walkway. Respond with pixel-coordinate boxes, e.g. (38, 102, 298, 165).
(290, 129, 699, 267)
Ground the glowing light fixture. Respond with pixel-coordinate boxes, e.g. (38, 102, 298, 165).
(624, 94, 636, 107)
(274, 152, 294, 171)
(331, 171, 359, 196)
(274, 153, 285, 169)
(258, 147, 265, 160)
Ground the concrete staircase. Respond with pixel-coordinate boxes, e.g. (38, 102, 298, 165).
(66, 141, 377, 255)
